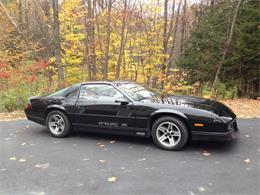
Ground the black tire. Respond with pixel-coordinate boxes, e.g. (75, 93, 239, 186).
(46, 110, 71, 138)
(151, 116, 189, 151)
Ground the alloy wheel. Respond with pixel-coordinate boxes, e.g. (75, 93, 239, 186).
(48, 114, 65, 135)
(156, 121, 181, 147)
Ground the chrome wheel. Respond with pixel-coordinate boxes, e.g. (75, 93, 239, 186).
(156, 122, 181, 147)
(48, 114, 65, 135)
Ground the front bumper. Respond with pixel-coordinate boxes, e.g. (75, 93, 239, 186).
(191, 118, 239, 141)
(191, 128, 239, 141)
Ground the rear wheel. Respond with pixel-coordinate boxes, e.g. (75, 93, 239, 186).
(151, 116, 189, 151)
(46, 110, 71, 138)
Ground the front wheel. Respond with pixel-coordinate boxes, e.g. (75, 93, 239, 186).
(46, 110, 71, 138)
(151, 116, 189, 151)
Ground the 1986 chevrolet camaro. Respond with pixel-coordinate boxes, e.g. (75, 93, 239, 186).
(25, 81, 239, 150)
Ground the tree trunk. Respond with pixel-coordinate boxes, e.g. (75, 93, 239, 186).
(52, 0, 64, 87)
(83, 4, 91, 80)
(211, 0, 242, 96)
(115, 0, 127, 80)
(166, 0, 175, 44)
(103, 0, 112, 80)
(166, 0, 182, 78)
(84, 0, 96, 80)
(0, 0, 23, 36)
(91, 0, 96, 80)
(161, 0, 168, 90)
(180, 0, 187, 53)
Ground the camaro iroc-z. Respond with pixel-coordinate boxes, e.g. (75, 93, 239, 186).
(25, 81, 239, 150)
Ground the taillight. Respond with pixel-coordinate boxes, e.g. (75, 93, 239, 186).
(27, 102, 32, 109)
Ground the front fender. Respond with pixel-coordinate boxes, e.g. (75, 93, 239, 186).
(150, 109, 188, 119)
(148, 109, 190, 130)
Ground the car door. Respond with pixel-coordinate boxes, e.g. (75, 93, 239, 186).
(74, 83, 136, 132)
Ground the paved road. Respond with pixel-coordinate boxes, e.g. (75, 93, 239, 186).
(0, 119, 259, 195)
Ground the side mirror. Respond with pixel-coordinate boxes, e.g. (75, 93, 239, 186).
(115, 97, 129, 105)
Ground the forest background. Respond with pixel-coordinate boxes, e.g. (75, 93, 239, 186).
(0, 0, 259, 112)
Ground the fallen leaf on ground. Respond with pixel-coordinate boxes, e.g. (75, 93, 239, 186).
(9, 157, 16, 161)
(108, 176, 117, 182)
(98, 160, 106, 163)
(198, 186, 206, 192)
(138, 158, 146, 161)
(76, 183, 84, 187)
(109, 140, 116, 144)
(19, 158, 26, 162)
(35, 163, 50, 169)
(208, 182, 213, 186)
(189, 191, 195, 195)
(243, 158, 251, 164)
(202, 151, 211, 156)
(29, 191, 45, 195)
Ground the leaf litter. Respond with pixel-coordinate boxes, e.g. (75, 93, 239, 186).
(9, 157, 16, 161)
(108, 176, 118, 182)
(19, 158, 26, 162)
(202, 151, 211, 156)
(243, 158, 251, 164)
(35, 163, 50, 169)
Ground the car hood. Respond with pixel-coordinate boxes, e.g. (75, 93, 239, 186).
(149, 95, 236, 118)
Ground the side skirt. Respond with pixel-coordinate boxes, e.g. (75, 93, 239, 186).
(72, 123, 149, 138)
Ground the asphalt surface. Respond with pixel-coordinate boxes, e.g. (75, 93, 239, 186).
(0, 119, 259, 195)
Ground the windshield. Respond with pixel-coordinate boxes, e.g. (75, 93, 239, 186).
(118, 83, 159, 101)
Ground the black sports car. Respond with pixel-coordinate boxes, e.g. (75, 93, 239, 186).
(25, 81, 239, 150)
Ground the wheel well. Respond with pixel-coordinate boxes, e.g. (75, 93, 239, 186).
(150, 113, 191, 133)
(44, 108, 66, 120)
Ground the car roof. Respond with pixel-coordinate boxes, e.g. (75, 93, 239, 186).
(81, 80, 111, 84)
(80, 80, 133, 85)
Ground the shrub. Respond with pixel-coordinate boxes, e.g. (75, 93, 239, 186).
(0, 88, 28, 112)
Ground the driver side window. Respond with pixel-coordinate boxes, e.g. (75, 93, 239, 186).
(79, 84, 124, 102)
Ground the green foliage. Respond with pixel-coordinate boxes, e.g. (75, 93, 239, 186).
(215, 82, 238, 99)
(198, 82, 238, 100)
(0, 85, 29, 112)
(0, 79, 57, 112)
(178, 0, 260, 97)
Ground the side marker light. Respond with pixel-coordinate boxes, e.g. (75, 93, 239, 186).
(194, 123, 204, 127)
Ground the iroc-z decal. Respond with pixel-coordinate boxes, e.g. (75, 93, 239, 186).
(98, 121, 119, 127)
(98, 121, 128, 127)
